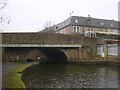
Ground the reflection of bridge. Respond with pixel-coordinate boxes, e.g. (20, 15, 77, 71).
(2, 32, 104, 63)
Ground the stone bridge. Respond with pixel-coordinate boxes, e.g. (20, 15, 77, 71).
(1, 32, 104, 63)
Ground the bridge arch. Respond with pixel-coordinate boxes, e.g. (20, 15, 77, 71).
(3, 47, 69, 63)
(38, 48, 68, 63)
(4, 46, 92, 63)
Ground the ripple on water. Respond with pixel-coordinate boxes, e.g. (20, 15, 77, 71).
(22, 64, 119, 88)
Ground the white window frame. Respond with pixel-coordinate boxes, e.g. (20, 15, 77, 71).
(108, 46, 118, 55)
(73, 26, 80, 33)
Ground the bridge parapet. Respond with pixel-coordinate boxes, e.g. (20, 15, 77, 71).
(2, 32, 104, 46)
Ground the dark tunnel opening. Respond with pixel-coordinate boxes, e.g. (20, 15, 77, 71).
(27, 59, 34, 62)
(39, 48, 68, 63)
(4, 47, 68, 63)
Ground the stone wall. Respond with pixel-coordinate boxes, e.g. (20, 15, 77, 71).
(3, 47, 34, 62)
(2, 32, 105, 63)
(3, 47, 98, 63)
(63, 46, 97, 62)
(2, 32, 104, 46)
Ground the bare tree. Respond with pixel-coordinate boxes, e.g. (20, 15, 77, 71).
(39, 20, 55, 32)
(44, 20, 52, 28)
(0, 0, 10, 32)
(0, 0, 7, 11)
(0, 0, 10, 24)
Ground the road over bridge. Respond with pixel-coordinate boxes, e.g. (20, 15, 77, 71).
(1, 32, 104, 63)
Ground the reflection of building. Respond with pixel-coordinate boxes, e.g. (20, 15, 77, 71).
(42, 16, 120, 58)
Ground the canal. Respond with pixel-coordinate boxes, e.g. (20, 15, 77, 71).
(22, 63, 120, 88)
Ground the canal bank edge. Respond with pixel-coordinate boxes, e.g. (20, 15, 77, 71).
(2, 60, 120, 88)
(3, 62, 39, 88)
(67, 60, 120, 66)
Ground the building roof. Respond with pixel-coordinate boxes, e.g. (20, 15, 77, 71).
(55, 16, 119, 31)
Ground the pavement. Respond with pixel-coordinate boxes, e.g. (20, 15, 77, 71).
(2, 62, 29, 89)
(2, 63, 27, 77)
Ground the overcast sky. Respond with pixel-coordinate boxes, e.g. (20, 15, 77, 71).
(1, 0, 120, 32)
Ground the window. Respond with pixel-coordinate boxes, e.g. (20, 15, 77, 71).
(115, 30, 118, 34)
(60, 30, 62, 33)
(111, 24, 113, 27)
(73, 27, 76, 33)
(73, 26, 80, 33)
(82, 27, 85, 33)
(90, 28, 93, 31)
(75, 20, 78, 23)
(113, 30, 116, 33)
(108, 46, 118, 55)
(107, 29, 112, 32)
(77, 27, 79, 32)
(98, 46, 103, 55)
(87, 19, 90, 24)
(111, 29, 113, 32)
(104, 29, 107, 32)
(100, 22, 104, 25)
(98, 28, 102, 31)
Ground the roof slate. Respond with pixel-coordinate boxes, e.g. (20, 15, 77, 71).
(55, 16, 119, 31)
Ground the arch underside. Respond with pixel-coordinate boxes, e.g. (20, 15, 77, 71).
(4, 47, 69, 63)
(39, 48, 68, 63)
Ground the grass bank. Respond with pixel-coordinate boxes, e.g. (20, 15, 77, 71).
(3, 62, 39, 88)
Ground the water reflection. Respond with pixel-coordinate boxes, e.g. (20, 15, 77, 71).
(22, 64, 119, 88)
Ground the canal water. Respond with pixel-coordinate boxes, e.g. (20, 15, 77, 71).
(22, 63, 120, 88)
